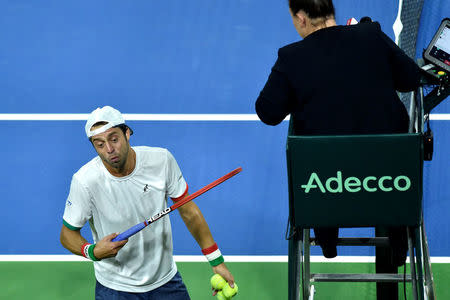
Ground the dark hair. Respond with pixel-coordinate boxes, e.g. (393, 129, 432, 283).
(289, 0, 335, 19)
(114, 124, 134, 136)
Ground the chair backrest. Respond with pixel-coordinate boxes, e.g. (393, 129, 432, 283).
(286, 121, 423, 228)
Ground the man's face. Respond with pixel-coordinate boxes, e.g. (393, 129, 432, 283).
(90, 126, 130, 171)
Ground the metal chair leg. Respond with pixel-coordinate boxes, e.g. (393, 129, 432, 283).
(289, 228, 302, 300)
(407, 227, 419, 300)
(420, 222, 435, 300)
(303, 229, 311, 300)
(414, 226, 425, 300)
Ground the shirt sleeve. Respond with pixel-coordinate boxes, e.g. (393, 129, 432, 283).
(255, 51, 294, 126)
(375, 23, 421, 92)
(62, 175, 93, 230)
(165, 150, 188, 201)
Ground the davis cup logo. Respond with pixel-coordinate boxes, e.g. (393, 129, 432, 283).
(300, 171, 412, 193)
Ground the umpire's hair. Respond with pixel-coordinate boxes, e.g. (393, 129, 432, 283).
(289, 0, 335, 19)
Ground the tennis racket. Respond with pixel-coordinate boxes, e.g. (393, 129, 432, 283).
(112, 167, 242, 242)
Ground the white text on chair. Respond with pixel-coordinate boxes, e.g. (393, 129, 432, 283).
(300, 171, 411, 193)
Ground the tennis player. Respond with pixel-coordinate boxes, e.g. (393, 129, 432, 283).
(60, 106, 234, 299)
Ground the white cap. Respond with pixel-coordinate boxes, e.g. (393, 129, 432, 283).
(85, 106, 125, 138)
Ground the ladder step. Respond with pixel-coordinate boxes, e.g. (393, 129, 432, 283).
(311, 273, 412, 283)
(310, 237, 390, 247)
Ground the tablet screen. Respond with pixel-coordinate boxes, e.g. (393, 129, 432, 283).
(424, 19, 450, 72)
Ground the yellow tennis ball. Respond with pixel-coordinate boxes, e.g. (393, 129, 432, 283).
(210, 274, 226, 290)
(223, 282, 238, 298)
(216, 291, 230, 300)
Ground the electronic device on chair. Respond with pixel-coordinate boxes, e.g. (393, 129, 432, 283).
(420, 18, 450, 161)
(421, 18, 450, 85)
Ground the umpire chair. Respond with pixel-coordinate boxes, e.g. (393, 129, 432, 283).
(286, 86, 435, 300)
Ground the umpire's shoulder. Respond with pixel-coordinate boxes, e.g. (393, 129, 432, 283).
(355, 21, 382, 34)
(278, 40, 303, 58)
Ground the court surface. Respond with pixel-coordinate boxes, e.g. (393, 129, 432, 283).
(1, 261, 449, 299)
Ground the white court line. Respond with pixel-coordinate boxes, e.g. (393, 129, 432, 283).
(0, 113, 448, 121)
(0, 114, 265, 121)
(1, 255, 450, 263)
(393, 0, 404, 45)
(429, 114, 450, 120)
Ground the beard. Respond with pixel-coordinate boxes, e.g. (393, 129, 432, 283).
(101, 145, 130, 171)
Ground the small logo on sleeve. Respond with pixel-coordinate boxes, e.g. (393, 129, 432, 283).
(144, 184, 149, 192)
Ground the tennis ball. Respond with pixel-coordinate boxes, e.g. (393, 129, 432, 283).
(210, 274, 226, 290)
(216, 291, 230, 300)
(222, 282, 238, 298)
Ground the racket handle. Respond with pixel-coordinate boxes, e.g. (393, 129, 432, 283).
(112, 222, 146, 242)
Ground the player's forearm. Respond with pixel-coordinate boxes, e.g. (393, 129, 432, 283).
(179, 202, 215, 248)
(60, 225, 88, 256)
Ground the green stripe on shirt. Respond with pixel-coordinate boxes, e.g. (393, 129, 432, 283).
(63, 220, 81, 231)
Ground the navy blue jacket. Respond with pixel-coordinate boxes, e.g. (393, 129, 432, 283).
(255, 22, 421, 135)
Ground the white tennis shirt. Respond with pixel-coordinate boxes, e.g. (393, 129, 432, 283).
(63, 146, 188, 292)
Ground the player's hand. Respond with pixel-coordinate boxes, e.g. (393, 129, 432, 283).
(93, 233, 128, 259)
(211, 263, 235, 296)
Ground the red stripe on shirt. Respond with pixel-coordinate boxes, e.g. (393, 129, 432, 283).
(171, 183, 189, 202)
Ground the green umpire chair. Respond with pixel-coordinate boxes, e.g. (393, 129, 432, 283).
(286, 92, 435, 299)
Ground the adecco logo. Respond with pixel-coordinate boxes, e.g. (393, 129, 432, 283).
(300, 171, 412, 193)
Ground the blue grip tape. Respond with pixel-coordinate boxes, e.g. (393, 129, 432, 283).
(112, 222, 146, 242)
